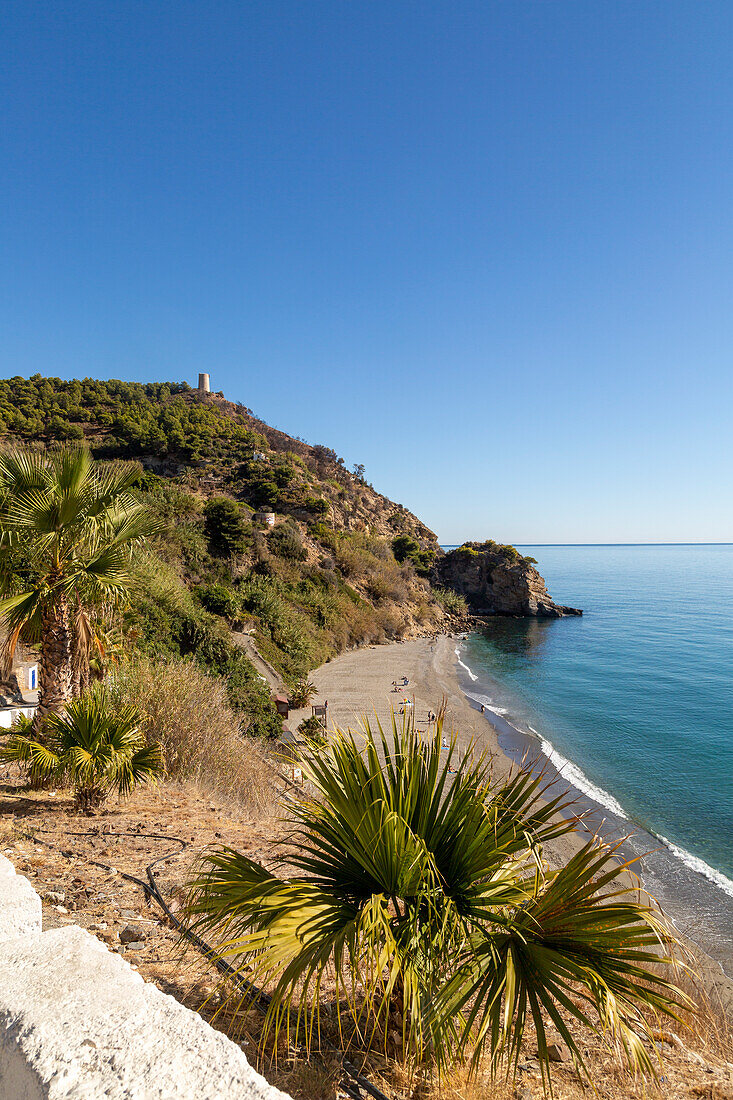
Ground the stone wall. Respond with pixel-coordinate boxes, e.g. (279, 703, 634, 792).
(0, 853, 291, 1100)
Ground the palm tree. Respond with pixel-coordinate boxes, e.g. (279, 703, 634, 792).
(0, 687, 162, 811)
(187, 715, 689, 1086)
(0, 448, 157, 717)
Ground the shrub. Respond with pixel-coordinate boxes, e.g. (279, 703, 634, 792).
(297, 714, 327, 747)
(247, 477, 279, 509)
(187, 717, 688, 1082)
(392, 534, 436, 576)
(431, 586, 469, 617)
(204, 497, 249, 557)
(268, 521, 307, 561)
(392, 534, 421, 563)
(239, 575, 286, 625)
(308, 521, 337, 550)
(197, 584, 240, 619)
(290, 677, 318, 708)
(302, 496, 329, 516)
(108, 657, 272, 808)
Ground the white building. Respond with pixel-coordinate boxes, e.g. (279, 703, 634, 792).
(0, 644, 38, 728)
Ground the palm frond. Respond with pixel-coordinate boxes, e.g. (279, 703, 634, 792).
(186, 711, 690, 1085)
(434, 837, 691, 1084)
(39, 687, 162, 805)
(0, 588, 44, 670)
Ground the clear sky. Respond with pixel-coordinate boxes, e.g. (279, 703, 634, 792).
(2, 2, 732, 543)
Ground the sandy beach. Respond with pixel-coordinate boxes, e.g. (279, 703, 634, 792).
(290, 635, 492, 760)
(290, 634, 733, 1009)
(288, 634, 582, 872)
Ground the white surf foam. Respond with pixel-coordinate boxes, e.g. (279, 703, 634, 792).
(465, 690, 509, 716)
(454, 648, 733, 904)
(454, 648, 478, 681)
(655, 834, 733, 899)
(537, 735, 629, 820)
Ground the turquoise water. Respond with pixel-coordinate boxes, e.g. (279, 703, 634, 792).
(450, 544, 733, 964)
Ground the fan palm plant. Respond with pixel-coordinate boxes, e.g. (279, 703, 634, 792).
(0, 448, 157, 717)
(0, 687, 162, 811)
(290, 676, 319, 708)
(187, 715, 689, 1086)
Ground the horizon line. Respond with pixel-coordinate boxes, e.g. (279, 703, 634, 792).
(439, 542, 733, 547)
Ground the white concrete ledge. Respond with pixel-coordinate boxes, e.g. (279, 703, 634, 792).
(0, 861, 291, 1100)
(0, 854, 42, 944)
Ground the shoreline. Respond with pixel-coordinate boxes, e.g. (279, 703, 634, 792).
(292, 633, 733, 1005)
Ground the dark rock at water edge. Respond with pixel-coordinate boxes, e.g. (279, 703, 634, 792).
(434, 542, 582, 618)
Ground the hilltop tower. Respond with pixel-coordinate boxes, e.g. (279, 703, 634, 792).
(198, 373, 210, 394)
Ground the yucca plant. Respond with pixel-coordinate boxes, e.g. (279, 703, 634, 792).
(0, 687, 162, 811)
(289, 677, 319, 708)
(186, 714, 689, 1087)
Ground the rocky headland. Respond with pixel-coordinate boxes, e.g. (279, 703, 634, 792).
(435, 541, 582, 618)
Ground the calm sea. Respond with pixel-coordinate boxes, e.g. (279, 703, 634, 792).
(447, 544, 733, 972)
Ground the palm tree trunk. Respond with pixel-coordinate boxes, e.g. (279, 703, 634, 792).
(37, 596, 73, 719)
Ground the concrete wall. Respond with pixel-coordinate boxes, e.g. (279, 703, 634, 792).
(0, 854, 291, 1100)
(0, 706, 36, 729)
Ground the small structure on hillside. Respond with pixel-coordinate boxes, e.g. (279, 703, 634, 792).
(198, 373, 210, 394)
(252, 511, 276, 527)
(274, 694, 289, 718)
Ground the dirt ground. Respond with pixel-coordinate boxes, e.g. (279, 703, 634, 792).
(1, 772, 732, 1100)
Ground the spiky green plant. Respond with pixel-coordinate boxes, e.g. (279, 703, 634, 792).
(290, 677, 319, 709)
(0, 687, 162, 811)
(186, 715, 689, 1085)
(0, 448, 158, 717)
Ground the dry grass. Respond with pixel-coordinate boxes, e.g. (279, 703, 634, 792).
(674, 959, 733, 1065)
(109, 656, 273, 811)
(2, 773, 731, 1100)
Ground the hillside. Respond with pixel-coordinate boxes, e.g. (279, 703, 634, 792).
(0, 375, 467, 734)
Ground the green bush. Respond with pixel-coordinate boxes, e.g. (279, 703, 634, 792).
(392, 534, 420, 563)
(197, 584, 240, 619)
(392, 534, 435, 576)
(302, 496, 329, 516)
(297, 714, 327, 747)
(432, 587, 469, 617)
(204, 497, 249, 557)
(268, 521, 307, 561)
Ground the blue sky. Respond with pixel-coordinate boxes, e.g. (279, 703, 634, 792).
(2, 1, 732, 543)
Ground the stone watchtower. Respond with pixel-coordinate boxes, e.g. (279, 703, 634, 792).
(198, 373, 210, 394)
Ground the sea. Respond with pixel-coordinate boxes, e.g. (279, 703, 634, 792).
(446, 544, 733, 974)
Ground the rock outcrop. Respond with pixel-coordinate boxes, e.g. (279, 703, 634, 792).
(435, 542, 582, 618)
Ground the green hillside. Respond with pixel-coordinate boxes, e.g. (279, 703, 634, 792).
(0, 375, 466, 736)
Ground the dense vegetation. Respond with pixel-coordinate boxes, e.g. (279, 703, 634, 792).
(456, 539, 538, 566)
(0, 376, 462, 738)
(0, 376, 260, 464)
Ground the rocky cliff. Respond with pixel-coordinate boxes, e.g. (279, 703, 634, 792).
(435, 542, 582, 618)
